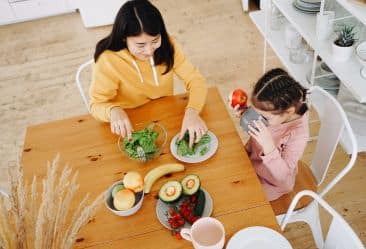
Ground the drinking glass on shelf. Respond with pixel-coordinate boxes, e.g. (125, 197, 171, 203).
(289, 43, 308, 64)
(270, 5, 283, 31)
(284, 23, 308, 64)
(285, 23, 302, 49)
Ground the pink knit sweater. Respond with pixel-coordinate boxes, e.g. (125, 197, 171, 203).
(245, 113, 309, 201)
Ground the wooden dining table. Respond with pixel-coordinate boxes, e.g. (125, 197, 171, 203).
(21, 87, 280, 248)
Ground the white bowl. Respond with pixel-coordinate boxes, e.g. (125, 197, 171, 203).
(105, 180, 144, 216)
(356, 41, 366, 79)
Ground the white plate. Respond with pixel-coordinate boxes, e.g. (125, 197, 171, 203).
(227, 226, 293, 249)
(170, 131, 218, 164)
(295, 0, 321, 9)
(299, 0, 321, 3)
(155, 188, 213, 230)
(292, 2, 319, 14)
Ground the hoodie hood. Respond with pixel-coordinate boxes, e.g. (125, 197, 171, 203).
(116, 49, 159, 86)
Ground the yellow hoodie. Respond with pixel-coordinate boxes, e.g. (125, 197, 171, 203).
(89, 37, 207, 122)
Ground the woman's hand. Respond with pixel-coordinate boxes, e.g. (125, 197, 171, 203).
(179, 108, 208, 148)
(248, 120, 275, 155)
(110, 107, 133, 139)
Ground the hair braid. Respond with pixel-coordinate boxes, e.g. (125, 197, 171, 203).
(252, 68, 308, 115)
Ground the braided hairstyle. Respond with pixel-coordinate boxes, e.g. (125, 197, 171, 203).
(252, 68, 308, 115)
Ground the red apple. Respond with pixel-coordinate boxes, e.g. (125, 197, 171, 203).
(229, 89, 248, 110)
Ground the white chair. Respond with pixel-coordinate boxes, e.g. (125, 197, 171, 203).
(75, 59, 93, 113)
(241, 0, 249, 11)
(271, 86, 358, 249)
(0, 189, 9, 198)
(281, 190, 365, 249)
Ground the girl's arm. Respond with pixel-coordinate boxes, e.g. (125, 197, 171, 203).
(171, 37, 207, 113)
(256, 130, 308, 188)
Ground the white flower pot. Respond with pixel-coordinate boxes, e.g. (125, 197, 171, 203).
(332, 43, 354, 62)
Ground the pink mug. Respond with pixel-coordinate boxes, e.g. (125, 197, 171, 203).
(180, 217, 225, 249)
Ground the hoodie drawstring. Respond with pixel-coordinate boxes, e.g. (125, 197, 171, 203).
(132, 60, 144, 83)
(132, 57, 159, 86)
(149, 57, 159, 86)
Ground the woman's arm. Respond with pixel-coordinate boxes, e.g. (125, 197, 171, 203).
(171, 37, 207, 113)
(89, 53, 121, 122)
(170, 37, 208, 146)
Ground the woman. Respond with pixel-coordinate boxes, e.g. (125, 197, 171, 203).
(90, 0, 207, 147)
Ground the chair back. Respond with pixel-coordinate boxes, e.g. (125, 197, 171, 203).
(75, 59, 93, 112)
(281, 190, 365, 249)
(0, 189, 9, 198)
(308, 86, 357, 197)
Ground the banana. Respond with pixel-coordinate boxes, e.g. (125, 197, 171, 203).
(144, 163, 185, 193)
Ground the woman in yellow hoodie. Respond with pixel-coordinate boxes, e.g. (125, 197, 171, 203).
(90, 0, 208, 147)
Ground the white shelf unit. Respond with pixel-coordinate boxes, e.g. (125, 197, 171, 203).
(272, 0, 366, 103)
(249, 0, 366, 153)
(249, 11, 312, 87)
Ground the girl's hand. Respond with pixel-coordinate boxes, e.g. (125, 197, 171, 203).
(234, 107, 246, 118)
(110, 107, 133, 139)
(248, 120, 275, 155)
(179, 108, 208, 148)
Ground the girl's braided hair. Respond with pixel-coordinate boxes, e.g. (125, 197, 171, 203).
(252, 68, 308, 115)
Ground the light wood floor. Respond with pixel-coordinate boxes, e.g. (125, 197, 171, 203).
(0, 0, 365, 248)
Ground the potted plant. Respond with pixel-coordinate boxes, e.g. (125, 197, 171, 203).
(332, 25, 357, 61)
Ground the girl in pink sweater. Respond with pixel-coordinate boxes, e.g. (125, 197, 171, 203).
(245, 68, 309, 201)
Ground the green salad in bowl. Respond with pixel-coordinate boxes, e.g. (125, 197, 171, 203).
(118, 122, 167, 162)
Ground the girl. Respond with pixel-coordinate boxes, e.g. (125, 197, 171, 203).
(90, 0, 207, 147)
(245, 68, 309, 201)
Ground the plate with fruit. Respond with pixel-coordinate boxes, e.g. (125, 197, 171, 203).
(155, 175, 213, 231)
(170, 131, 218, 164)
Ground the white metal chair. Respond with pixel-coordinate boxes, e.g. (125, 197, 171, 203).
(271, 86, 358, 249)
(281, 190, 365, 249)
(75, 59, 93, 113)
(0, 189, 9, 198)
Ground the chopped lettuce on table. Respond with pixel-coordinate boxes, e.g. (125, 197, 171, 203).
(123, 126, 159, 159)
(176, 132, 211, 157)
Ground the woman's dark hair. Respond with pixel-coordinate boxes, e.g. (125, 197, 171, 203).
(252, 68, 308, 115)
(94, 0, 174, 74)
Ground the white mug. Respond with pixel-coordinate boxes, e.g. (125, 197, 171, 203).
(316, 11, 335, 41)
(180, 217, 225, 249)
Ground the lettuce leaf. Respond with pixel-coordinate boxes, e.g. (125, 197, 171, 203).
(176, 132, 211, 157)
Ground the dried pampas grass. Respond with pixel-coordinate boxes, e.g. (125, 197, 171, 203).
(0, 155, 104, 249)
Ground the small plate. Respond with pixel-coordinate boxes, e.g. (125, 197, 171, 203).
(155, 188, 213, 230)
(295, 0, 321, 9)
(227, 226, 293, 249)
(170, 131, 218, 164)
(298, 0, 321, 3)
(292, 2, 319, 14)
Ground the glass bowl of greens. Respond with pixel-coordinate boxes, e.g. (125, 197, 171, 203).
(117, 122, 167, 163)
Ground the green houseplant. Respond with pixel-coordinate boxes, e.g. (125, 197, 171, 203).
(332, 25, 357, 61)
